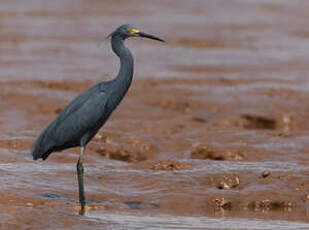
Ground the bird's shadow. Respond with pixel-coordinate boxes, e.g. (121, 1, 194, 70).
(36, 193, 159, 210)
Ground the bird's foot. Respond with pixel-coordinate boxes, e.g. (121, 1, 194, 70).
(74, 204, 91, 214)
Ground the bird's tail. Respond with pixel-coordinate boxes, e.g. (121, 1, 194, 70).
(31, 131, 53, 160)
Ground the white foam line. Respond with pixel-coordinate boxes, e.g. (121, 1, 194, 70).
(86, 212, 309, 230)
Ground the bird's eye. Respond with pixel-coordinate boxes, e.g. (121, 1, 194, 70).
(128, 28, 140, 34)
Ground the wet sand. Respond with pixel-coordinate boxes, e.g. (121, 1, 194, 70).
(0, 0, 309, 229)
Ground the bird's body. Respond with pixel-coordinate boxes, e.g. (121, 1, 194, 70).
(31, 24, 164, 215)
(32, 35, 134, 160)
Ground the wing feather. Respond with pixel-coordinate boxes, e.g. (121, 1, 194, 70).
(31, 86, 109, 160)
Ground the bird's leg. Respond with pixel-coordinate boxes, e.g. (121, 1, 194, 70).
(77, 146, 86, 215)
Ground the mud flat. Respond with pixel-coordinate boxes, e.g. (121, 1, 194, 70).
(0, 77, 308, 229)
(0, 0, 309, 229)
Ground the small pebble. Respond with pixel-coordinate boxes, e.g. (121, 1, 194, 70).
(214, 198, 232, 209)
(262, 170, 270, 178)
(217, 182, 229, 189)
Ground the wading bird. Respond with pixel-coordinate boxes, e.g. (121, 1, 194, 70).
(31, 24, 164, 215)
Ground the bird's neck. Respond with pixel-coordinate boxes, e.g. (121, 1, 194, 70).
(111, 36, 134, 87)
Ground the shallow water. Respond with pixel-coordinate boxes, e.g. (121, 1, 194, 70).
(87, 212, 309, 230)
(0, 0, 309, 229)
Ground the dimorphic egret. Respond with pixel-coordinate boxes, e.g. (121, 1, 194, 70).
(31, 24, 164, 215)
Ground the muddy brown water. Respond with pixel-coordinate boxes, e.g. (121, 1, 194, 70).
(0, 0, 309, 229)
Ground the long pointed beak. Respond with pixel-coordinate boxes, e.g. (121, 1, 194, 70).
(138, 32, 165, 42)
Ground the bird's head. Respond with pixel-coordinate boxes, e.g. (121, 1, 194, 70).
(106, 24, 164, 42)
